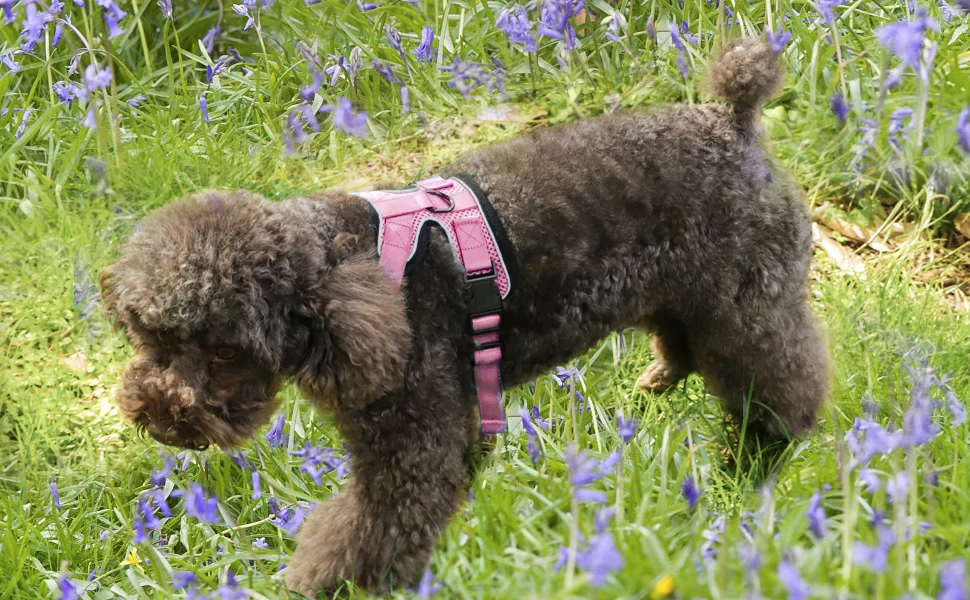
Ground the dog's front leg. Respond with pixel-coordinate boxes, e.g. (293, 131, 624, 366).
(284, 370, 473, 596)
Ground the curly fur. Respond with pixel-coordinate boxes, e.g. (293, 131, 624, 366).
(101, 39, 829, 595)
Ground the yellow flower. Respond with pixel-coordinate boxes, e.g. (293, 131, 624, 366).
(650, 573, 675, 599)
(120, 547, 145, 573)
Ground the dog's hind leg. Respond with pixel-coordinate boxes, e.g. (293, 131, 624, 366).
(687, 298, 829, 438)
(637, 315, 694, 393)
(284, 349, 473, 595)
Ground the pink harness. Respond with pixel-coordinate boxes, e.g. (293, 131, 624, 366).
(352, 176, 511, 434)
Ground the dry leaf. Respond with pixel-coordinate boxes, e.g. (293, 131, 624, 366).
(814, 205, 894, 252)
(812, 223, 865, 274)
(59, 352, 88, 372)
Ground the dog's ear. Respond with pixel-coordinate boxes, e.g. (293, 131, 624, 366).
(297, 252, 411, 410)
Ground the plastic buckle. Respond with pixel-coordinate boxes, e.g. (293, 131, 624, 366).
(465, 266, 502, 318)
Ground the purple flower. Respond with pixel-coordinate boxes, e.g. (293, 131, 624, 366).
(887, 471, 910, 504)
(199, 93, 210, 123)
(669, 24, 689, 79)
(940, 0, 956, 22)
(875, 12, 939, 76)
(372, 59, 402, 84)
(576, 533, 624, 587)
(957, 107, 970, 154)
(496, 5, 537, 52)
(97, 0, 127, 39)
(400, 85, 410, 115)
(214, 570, 246, 600)
(416, 568, 441, 598)
(77, 64, 112, 102)
(251, 470, 262, 500)
(681, 476, 700, 509)
(320, 96, 368, 138)
(385, 24, 405, 59)
(1, 0, 15, 24)
(816, 0, 846, 26)
(531, 406, 551, 430)
(291, 441, 348, 484)
(1, 52, 20, 73)
(172, 571, 198, 590)
(265, 412, 286, 447)
(594, 506, 615, 533)
(21, 2, 52, 53)
(902, 396, 940, 447)
(807, 490, 826, 539)
(853, 526, 895, 572)
(606, 14, 625, 43)
(766, 27, 791, 54)
(57, 574, 78, 600)
(859, 468, 882, 493)
(50, 479, 62, 508)
(357, 0, 376, 9)
(414, 26, 434, 61)
(157, 0, 172, 18)
(831, 91, 850, 122)
(440, 56, 489, 98)
(778, 558, 810, 600)
(269, 498, 307, 535)
(565, 445, 605, 487)
(846, 417, 901, 463)
(151, 457, 175, 488)
(537, 0, 582, 44)
(680, 21, 700, 45)
(939, 559, 967, 600)
(184, 483, 220, 523)
(252, 537, 268, 549)
(617, 414, 638, 443)
(202, 24, 220, 55)
(225, 449, 253, 470)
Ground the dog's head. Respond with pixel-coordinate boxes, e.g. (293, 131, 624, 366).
(100, 190, 410, 449)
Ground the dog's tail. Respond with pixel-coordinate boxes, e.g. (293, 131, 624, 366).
(708, 37, 784, 130)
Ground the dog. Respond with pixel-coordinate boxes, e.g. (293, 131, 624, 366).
(100, 38, 829, 595)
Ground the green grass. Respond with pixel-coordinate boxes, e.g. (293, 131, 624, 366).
(2, 0, 970, 598)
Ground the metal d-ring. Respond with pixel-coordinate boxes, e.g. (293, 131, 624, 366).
(427, 189, 455, 213)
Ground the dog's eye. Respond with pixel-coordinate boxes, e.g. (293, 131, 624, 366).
(214, 347, 237, 361)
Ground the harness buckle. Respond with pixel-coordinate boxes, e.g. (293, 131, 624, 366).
(465, 266, 503, 318)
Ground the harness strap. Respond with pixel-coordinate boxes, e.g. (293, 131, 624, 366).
(352, 176, 509, 434)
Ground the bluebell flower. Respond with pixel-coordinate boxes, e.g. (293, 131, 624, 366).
(853, 525, 895, 572)
(372, 59, 402, 84)
(617, 414, 637, 443)
(807, 490, 826, 539)
(157, 0, 172, 18)
(20, 2, 53, 53)
(440, 56, 488, 98)
(51, 479, 62, 508)
(576, 533, 624, 587)
(681, 475, 700, 509)
(887, 471, 909, 504)
(565, 445, 605, 487)
(1, 52, 20, 74)
(357, 0, 376, 9)
(831, 91, 850, 122)
(537, 0, 582, 43)
(253, 537, 268, 549)
(875, 11, 939, 77)
(496, 5, 537, 52)
(669, 24, 689, 79)
(400, 85, 410, 115)
(816, 0, 846, 26)
(531, 406, 552, 430)
(680, 21, 700, 45)
(957, 107, 970, 153)
(52, 21, 64, 47)
(320, 96, 368, 138)
(940, 0, 955, 22)
(57, 574, 78, 600)
(778, 557, 810, 600)
(902, 395, 939, 447)
(291, 441, 348, 483)
(416, 568, 441, 598)
(414, 26, 434, 61)
(77, 64, 112, 102)
(265, 412, 286, 447)
(699, 516, 725, 564)
(232, 1, 256, 31)
(214, 570, 246, 600)
(172, 571, 198, 590)
(606, 14, 626, 43)
(96, 0, 127, 39)
(251, 470, 262, 500)
(202, 24, 220, 54)
(594, 507, 615, 533)
(184, 483, 220, 523)
(766, 27, 791, 54)
(859, 468, 882, 493)
(150, 457, 174, 487)
(385, 23, 406, 61)
(1, 0, 15, 24)
(199, 92, 210, 123)
(225, 449, 253, 470)
(939, 559, 967, 600)
(269, 497, 307, 535)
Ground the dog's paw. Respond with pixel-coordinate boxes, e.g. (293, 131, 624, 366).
(636, 360, 683, 393)
(283, 551, 349, 598)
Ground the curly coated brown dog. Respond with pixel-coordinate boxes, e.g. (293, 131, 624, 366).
(100, 39, 829, 595)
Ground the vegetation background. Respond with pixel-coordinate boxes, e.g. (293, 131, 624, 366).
(2, 0, 970, 598)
